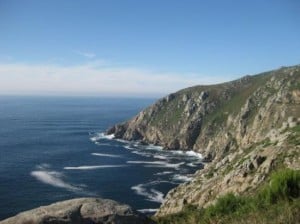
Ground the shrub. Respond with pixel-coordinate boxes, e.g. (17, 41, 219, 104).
(204, 193, 246, 217)
(156, 169, 300, 224)
(259, 169, 300, 204)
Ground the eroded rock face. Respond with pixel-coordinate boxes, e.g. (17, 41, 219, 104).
(156, 140, 300, 217)
(105, 65, 300, 217)
(107, 65, 300, 160)
(0, 198, 154, 224)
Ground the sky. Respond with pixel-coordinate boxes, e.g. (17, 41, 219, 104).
(0, 0, 299, 97)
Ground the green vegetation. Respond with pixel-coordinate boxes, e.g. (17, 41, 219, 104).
(258, 169, 300, 204)
(204, 168, 216, 179)
(203, 73, 270, 127)
(262, 138, 273, 147)
(151, 72, 272, 129)
(287, 125, 300, 145)
(204, 193, 247, 217)
(290, 81, 300, 91)
(291, 124, 300, 133)
(150, 96, 184, 126)
(156, 169, 300, 224)
(222, 163, 234, 175)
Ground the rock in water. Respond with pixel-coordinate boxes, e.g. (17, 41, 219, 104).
(0, 198, 154, 224)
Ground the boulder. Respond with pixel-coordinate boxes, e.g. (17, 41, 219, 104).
(0, 198, 154, 224)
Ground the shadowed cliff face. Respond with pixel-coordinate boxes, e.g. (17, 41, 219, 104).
(107, 65, 300, 216)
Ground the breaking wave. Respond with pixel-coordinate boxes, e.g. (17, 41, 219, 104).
(131, 150, 152, 157)
(131, 184, 164, 203)
(30, 164, 94, 195)
(89, 132, 115, 142)
(172, 174, 193, 182)
(127, 161, 184, 169)
(187, 162, 197, 167)
(64, 165, 127, 170)
(91, 153, 121, 158)
(31, 170, 80, 191)
(124, 145, 135, 150)
(138, 208, 158, 213)
(153, 155, 168, 160)
(143, 144, 164, 151)
(91, 132, 203, 161)
(169, 150, 203, 159)
(154, 171, 173, 176)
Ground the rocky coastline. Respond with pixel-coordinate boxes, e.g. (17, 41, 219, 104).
(106, 65, 300, 216)
(2, 65, 300, 223)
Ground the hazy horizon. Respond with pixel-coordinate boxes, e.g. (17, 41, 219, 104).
(0, 63, 298, 98)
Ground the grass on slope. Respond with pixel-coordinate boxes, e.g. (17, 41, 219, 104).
(203, 73, 271, 126)
(155, 169, 300, 224)
(288, 125, 300, 146)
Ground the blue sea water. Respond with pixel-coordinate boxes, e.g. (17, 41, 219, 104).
(0, 96, 203, 220)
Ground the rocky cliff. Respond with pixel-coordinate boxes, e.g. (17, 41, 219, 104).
(107, 65, 300, 216)
(0, 198, 154, 224)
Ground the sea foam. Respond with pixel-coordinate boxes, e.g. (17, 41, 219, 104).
(30, 165, 94, 195)
(91, 153, 121, 158)
(131, 184, 164, 203)
(127, 161, 184, 169)
(31, 170, 81, 191)
(172, 174, 193, 182)
(90, 132, 115, 142)
(169, 150, 203, 159)
(138, 208, 158, 213)
(64, 165, 127, 170)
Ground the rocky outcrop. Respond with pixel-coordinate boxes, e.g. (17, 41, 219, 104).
(106, 65, 300, 217)
(107, 65, 300, 159)
(0, 198, 154, 224)
(156, 138, 300, 216)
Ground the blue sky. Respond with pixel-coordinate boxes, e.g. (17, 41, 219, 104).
(0, 0, 299, 96)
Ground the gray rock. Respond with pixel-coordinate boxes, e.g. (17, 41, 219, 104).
(0, 198, 154, 224)
(199, 91, 209, 101)
(166, 93, 175, 102)
(182, 94, 189, 102)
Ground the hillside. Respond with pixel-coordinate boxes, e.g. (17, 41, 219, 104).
(107, 66, 300, 160)
(107, 65, 300, 218)
(156, 169, 300, 224)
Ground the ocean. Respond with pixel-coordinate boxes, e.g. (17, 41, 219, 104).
(0, 96, 203, 220)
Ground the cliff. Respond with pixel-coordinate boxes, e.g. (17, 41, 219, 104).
(106, 65, 300, 216)
(107, 66, 300, 160)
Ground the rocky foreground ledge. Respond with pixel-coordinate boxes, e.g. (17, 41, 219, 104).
(0, 198, 154, 224)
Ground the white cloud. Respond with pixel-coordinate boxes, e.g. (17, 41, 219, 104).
(0, 61, 230, 97)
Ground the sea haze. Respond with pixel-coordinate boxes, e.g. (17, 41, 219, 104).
(0, 96, 203, 220)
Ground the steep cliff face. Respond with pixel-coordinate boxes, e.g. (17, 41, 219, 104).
(107, 65, 300, 160)
(107, 65, 300, 216)
(156, 135, 300, 216)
